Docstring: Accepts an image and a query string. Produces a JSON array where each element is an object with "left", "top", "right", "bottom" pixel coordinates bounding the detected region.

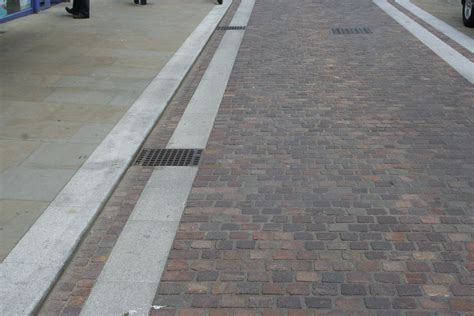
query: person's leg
[
  {"left": 73, "top": 0, "right": 89, "bottom": 18},
  {"left": 81, "top": 0, "right": 89, "bottom": 16}
]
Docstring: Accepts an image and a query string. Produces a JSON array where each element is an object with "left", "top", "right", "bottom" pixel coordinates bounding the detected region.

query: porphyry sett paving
[{"left": 152, "top": 0, "right": 474, "bottom": 314}]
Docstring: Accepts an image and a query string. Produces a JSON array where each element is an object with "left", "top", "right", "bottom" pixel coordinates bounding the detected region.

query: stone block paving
[{"left": 152, "top": 0, "right": 474, "bottom": 314}]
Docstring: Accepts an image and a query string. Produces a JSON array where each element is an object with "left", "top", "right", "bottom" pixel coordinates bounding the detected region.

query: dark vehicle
[{"left": 463, "top": 0, "right": 474, "bottom": 27}]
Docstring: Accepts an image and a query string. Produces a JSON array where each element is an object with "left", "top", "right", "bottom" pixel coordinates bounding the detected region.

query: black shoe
[
  {"left": 73, "top": 13, "right": 89, "bottom": 19},
  {"left": 217, "top": 0, "right": 222, "bottom": 4},
  {"left": 65, "top": 7, "right": 77, "bottom": 15},
  {"left": 140, "top": 0, "right": 146, "bottom": 5},
  {"left": 133, "top": 0, "right": 139, "bottom": 4}
]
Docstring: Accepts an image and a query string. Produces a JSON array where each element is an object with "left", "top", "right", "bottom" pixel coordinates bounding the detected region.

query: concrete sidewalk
[{"left": 0, "top": 0, "right": 215, "bottom": 261}]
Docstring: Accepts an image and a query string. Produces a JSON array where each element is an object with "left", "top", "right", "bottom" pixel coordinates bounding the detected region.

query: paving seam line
[
  {"left": 81, "top": 1, "right": 255, "bottom": 314},
  {"left": 373, "top": 0, "right": 474, "bottom": 84},
  {"left": 0, "top": 2, "right": 232, "bottom": 315},
  {"left": 395, "top": 0, "right": 474, "bottom": 53}
]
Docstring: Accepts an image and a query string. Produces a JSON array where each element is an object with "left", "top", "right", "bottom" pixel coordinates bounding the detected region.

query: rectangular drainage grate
[
  {"left": 217, "top": 25, "right": 246, "bottom": 31},
  {"left": 134, "top": 148, "right": 202, "bottom": 167},
  {"left": 332, "top": 28, "right": 372, "bottom": 35}
]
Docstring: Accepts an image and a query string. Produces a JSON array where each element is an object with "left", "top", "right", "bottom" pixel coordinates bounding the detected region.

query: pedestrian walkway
[{"left": 0, "top": 0, "right": 214, "bottom": 261}]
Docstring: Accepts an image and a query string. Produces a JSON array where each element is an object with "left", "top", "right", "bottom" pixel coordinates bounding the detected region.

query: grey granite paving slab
[
  {"left": 0, "top": 139, "right": 40, "bottom": 171},
  {"left": 54, "top": 75, "right": 149, "bottom": 91},
  {"left": 130, "top": 167, "right": 198, "bottom": 222},
  {"left": 81, "top": 281, "right": 158, "bottom": 316},
  {"left": 0, "top": 119, "right": 83, "bottom": 141},
  {"left": 0, "top": 263, "right": 61, "bottom": 315},
  {"left": 48, "top": 164, "right": 127, "bottom": 209},
  {"left": 4, "top": 206, "right": 96, "bottom": 265},
  {"left": 44, "top": 88, "right": 116, "bottom": 105},
  {"left": 0, "top": 167, "right": 75, "bottom": 201},
  {"left": 21, "top": 142, "right": 96, "bottom": 169},
  {"left": 98, "top": 220, "right": 180, "bottom": 283},
  {"left": 0, "top": 200, "right": 49, "bottom": 262},
  {"left": 68, "top": 123, "right": 115, "bottom": 144}
]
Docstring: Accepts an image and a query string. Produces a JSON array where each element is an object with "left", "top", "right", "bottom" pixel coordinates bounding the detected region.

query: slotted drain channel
[
  {"left": 134, "top": 148, "right": 202, "bottom": 167},
  {"left": 332, "top": 28, "right": 372, "bottom": 34},
  {"left": 217, "top": 25, "right": 246, "bottom": 31}
]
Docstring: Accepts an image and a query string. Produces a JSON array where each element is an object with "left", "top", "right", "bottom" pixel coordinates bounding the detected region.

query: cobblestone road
[{"left": 152, "top": 0, "right": 473, "bottom": 314}]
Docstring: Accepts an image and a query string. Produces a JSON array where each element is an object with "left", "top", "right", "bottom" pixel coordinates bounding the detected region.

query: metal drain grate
[
  {"left": 332, "top": 28, "right": 372, "bottom": 35},
  {"left": 134, "top": 148, "right": 202, "bottom": 167},
  {"left": 217, "top": 25, "right": 246, "bottom": 31}
]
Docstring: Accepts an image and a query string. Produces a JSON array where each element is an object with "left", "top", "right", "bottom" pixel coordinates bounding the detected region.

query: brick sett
[{"left": 153, "top": 0, "right": 473, "bottom": 311}]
